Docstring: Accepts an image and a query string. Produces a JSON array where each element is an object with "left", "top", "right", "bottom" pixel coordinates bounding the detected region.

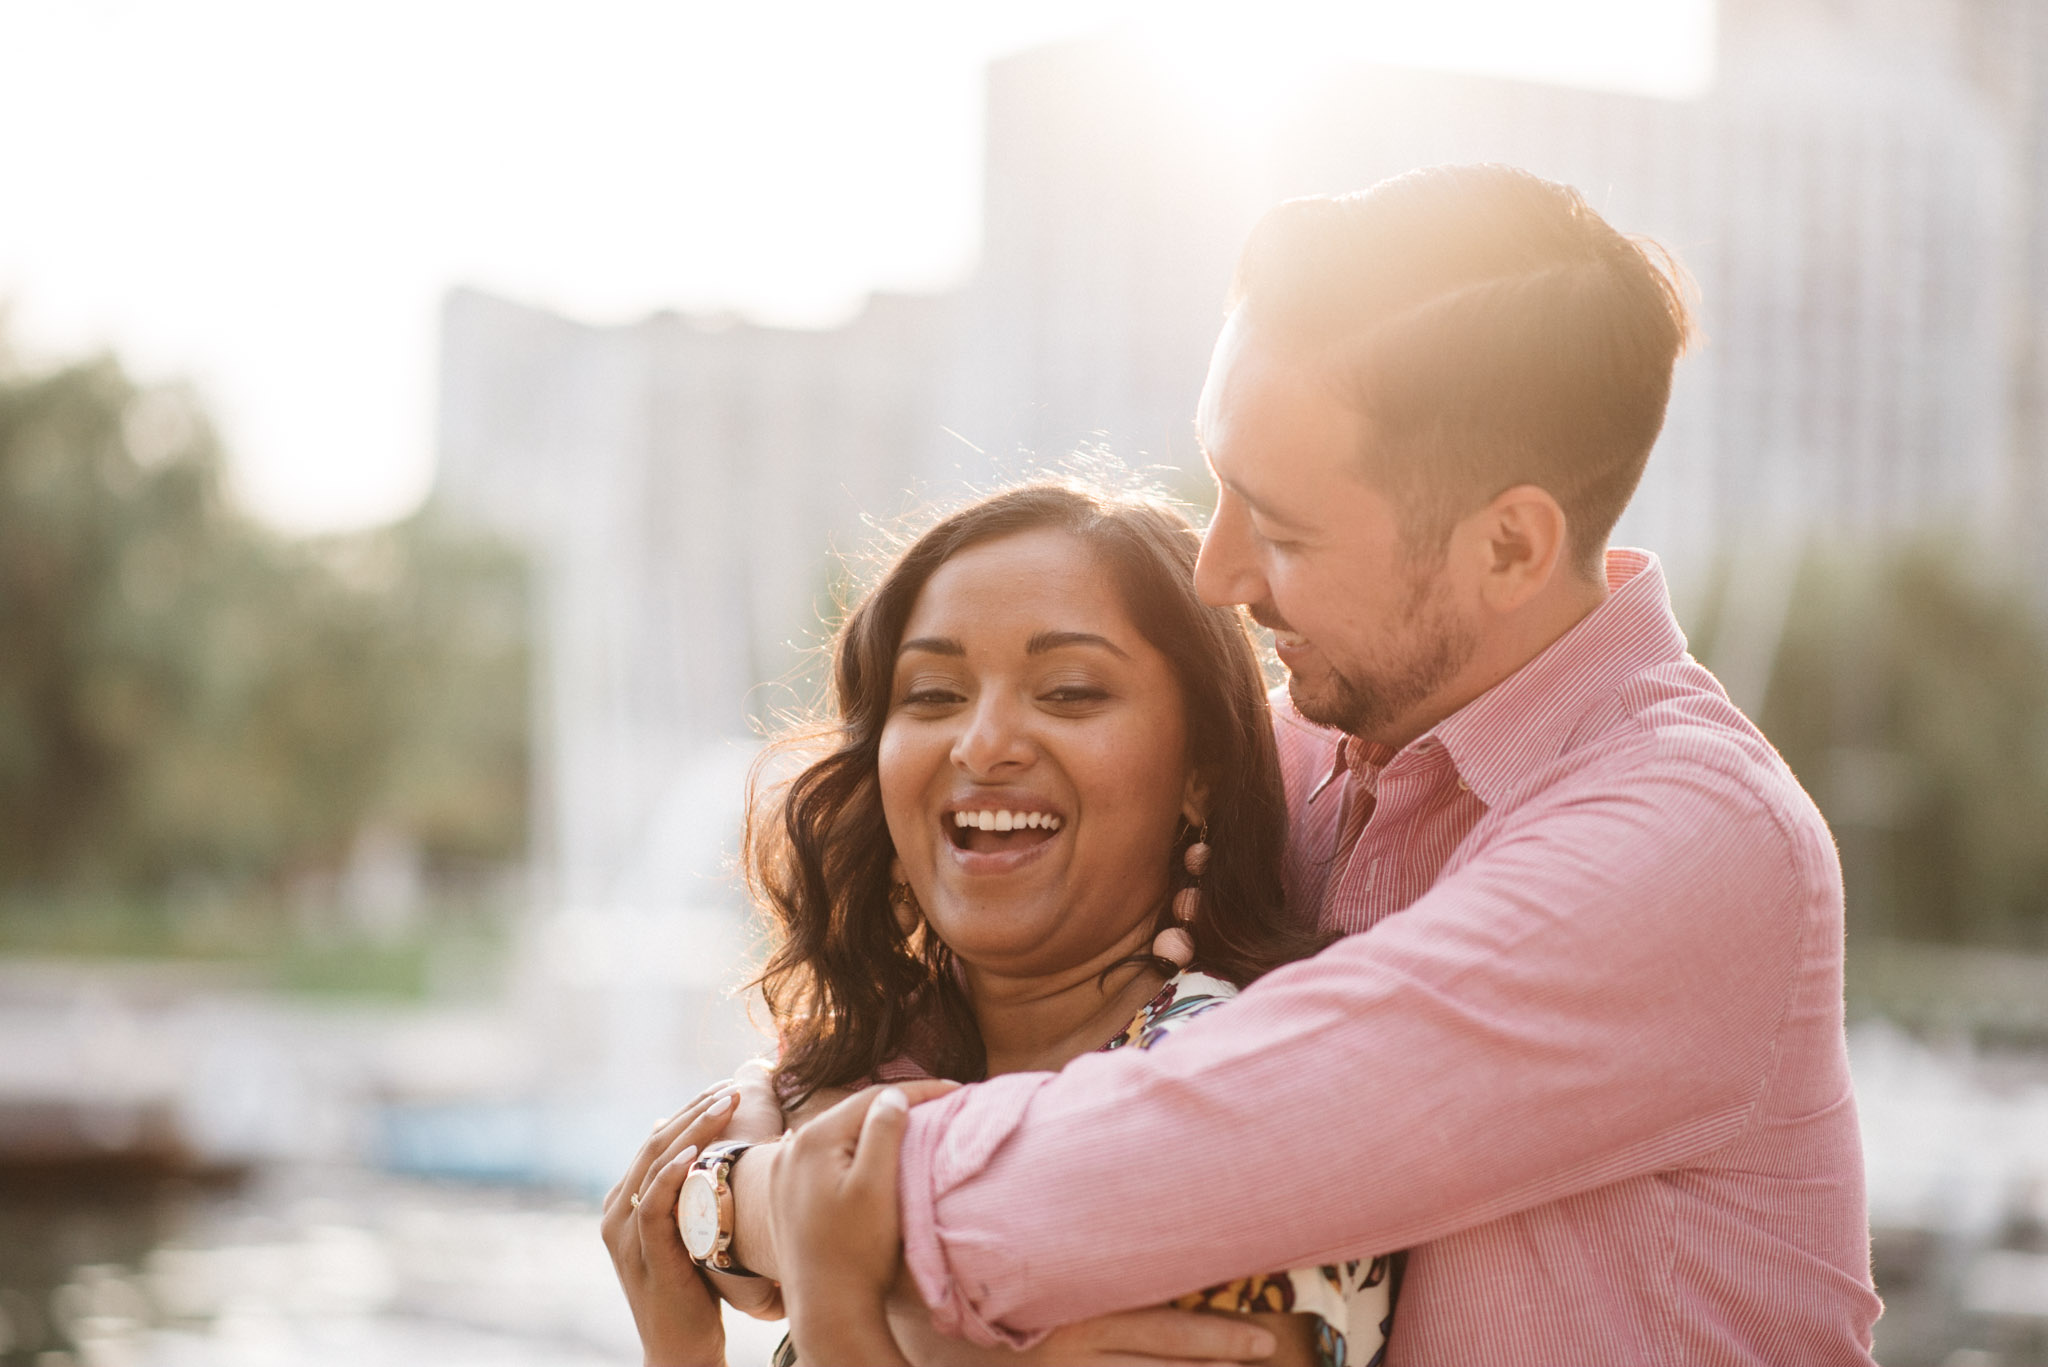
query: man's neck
[{"left": 966, "top": 934, "right": 1166, "bottom": 1076}]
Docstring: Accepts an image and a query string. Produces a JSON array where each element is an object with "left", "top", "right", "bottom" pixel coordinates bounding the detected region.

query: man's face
[{"left": 1193, "top": 312, "right": 1477, "bottom": 745}]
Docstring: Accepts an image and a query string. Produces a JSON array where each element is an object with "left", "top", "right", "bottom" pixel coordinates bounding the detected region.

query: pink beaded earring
[{"left": 1151, "top": 824, "right": 1210, "bottom": 970}]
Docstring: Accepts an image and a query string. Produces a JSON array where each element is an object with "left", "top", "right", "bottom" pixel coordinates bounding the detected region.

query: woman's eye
[
  {"left": 1041, "top": 685, "right": 1109, "bottom": 705},
  {"left": 900, "top": 687, "right": 964, "bottom": 708}
]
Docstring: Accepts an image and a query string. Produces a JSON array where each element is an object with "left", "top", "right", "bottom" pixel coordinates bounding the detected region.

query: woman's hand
[
  {"left": 767, "top": 1083, "right": 946, "bottom": 1366},
  {"left": 601, "top": 1081, "right": 741, "bottom": 1367}
]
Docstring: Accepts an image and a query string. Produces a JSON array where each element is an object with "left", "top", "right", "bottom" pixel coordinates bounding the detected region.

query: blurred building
[
  {"left": 435, "top": 290, "right": 960, "bottom": 1114},
  {"left": 436, "top": 0, "right": 2048, "bottom": 931},
  {"left": 437, "top": 288, "right": 959, "bottom": 916}
]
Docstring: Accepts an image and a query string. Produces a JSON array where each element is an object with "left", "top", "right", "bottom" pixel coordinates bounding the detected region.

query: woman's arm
[{"left": 699, "top": 1060, "right": 792, "bottom": 1320}]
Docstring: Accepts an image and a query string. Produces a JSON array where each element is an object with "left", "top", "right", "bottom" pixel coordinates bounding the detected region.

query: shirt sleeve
[{"left": 895, "top": 752, "right": 1831, "bottom": 1345}]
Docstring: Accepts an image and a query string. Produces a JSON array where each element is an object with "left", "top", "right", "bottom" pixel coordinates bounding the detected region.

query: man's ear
[{"left": 1467, "top": 484, "right": 1569, "bottom": 612}]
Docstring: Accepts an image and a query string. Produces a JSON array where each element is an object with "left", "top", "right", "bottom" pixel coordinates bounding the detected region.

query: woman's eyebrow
[
  {"left": 1026, "top": 630, "right": 1131, "bottom": 660},
  {"left": 898, "top": 636, "right": 965, "bottom": 658}
]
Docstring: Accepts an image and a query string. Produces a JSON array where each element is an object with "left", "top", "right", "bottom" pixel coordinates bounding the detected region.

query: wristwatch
[{"left": 679, "top": 1139, "right": 762, "bottom": 1276}]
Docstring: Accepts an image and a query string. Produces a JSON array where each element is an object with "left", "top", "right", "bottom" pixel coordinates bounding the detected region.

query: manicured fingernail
[
  {"left": 671, "top": 1144, "right": 698, "bottom": 1166},
  {"left": 710, "top": 1092, "right": 737, "bottom": 1112},
  {"left": 877, "top": 1086, "right": 908, "bottom": 1111}
]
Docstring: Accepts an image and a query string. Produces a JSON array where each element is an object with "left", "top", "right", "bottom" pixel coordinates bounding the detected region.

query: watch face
[{"left": 679, "top": 1171, "right": 720, "bottom": 1259}]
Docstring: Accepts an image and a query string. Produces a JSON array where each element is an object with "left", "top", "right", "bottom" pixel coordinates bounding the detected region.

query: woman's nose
[{"left": 951, "top": 692, "right": 1033, "bottom": 776}]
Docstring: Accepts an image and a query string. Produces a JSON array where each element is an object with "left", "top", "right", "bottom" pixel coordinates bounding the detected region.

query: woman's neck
[{"left": 965, "top": 927, "right": 1169, "bottom": 1076}]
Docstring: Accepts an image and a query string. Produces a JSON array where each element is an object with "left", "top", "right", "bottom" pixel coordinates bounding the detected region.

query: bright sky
[{"left": 0, "top": 1, "right": 1714, "bottom": 534}]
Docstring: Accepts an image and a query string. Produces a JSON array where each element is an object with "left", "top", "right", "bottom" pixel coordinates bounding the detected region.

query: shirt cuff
[{"left": 897, "top": 1072, "right": 1056, "bottom": 1349}]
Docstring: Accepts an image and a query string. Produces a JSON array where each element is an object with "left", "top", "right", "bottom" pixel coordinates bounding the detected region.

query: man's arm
[
  {"left": 731, "top": 1093, "right": 1286, "bottom": 1367},
  {"left": 894, "top": 758, "right": 1835, "bottom": 1346}
]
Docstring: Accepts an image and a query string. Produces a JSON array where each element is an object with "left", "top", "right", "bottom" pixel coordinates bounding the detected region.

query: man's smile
[{"left": 1250, "top": 602, "right": 1314, "bottom": 655}]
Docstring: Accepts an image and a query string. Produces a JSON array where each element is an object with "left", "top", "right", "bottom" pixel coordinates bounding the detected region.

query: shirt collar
[
  {"left": 1309, "top": 732, "right": 1397, "bottom": 802},
  {"left": 1424, "top": 548, "right": 1687, "bottom": 808}
]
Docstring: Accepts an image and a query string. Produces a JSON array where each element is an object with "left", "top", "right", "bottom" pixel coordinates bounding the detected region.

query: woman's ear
[
  {"left": 1181, "top": 768, "right": 1214, "bottom": 830},
  {"left": 887, "top": 854, "right": 920, "bottom": 934}
]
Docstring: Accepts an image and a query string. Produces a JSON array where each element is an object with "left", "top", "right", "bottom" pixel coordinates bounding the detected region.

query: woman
[{"left": 602, "top": 480, "right": 1396, "bottom": 1366}]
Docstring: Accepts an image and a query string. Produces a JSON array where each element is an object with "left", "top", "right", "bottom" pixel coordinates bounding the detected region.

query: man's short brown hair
[{"left": 1229, "top": 165, "right": 1693, "bottom": 575}]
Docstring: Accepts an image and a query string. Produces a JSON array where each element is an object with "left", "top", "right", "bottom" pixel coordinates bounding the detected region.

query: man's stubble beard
[{"left": 1287, "top": 567, "right": 1478, "bottom": 741}]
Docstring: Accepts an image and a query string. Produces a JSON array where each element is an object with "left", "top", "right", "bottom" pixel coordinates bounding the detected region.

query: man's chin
[{"left": 1285, "top": 670, "right": 1358, "bottom": 733}]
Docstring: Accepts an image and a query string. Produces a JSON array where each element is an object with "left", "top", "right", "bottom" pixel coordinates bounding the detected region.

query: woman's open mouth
[{"left": 945, "top": 807, "right": 1063, "bottom": 856}]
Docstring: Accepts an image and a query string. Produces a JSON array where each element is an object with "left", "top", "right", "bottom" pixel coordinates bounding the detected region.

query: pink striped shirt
[{"left": 896, "top": 549, "right": 1881, "bottom": 1365}]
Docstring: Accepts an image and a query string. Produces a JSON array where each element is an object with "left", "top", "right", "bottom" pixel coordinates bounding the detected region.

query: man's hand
[
  {"left": 890, "top": 1302, "right": 1283, "bottom": 1366},
  {"left": 726, "top": 1057, "right": 787, "bottom": 1144}
]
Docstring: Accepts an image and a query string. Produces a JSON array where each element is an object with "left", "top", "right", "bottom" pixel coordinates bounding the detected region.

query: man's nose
[
  {"left": 951, "top": 691, "right": 1033, "bottom": 776},
  {"left": 1195, "top": 497, "right": 1264, "bottom": 608}
]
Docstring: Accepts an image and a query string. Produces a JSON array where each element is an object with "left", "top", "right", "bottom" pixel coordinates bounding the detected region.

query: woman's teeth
[{"left": 952, "top": 810, "right": 1061, "bottom": 832}]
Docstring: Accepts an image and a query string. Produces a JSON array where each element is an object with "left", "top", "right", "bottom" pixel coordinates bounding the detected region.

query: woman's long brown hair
[{"left": 744, "top": 479, "right": 1317, "bottom": 1104}]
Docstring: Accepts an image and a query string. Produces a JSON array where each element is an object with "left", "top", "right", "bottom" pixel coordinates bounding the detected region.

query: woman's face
[{"left": 878, "top": 527, "right": 1199, "bottom": 980}]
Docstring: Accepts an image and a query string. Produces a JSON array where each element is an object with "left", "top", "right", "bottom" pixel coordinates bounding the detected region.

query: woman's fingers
[
  {"left": 769, "top": 1082, "right": 938, "bottom": 1354},
  {"left": 635, "top": 1092, "right": 739, "bottom": 1205},
  {"left": 635, "top": 1140, "right": 701, "bottom": 1260},
  {"left": 793, "top": 1078, "right": 960, "bottom": 1162},
  {"left": 889, "top": 1077, "right": 963, "bottom": 1107},
  {"left": 646, "top": 1078, "right": 740, "bottom": 1148},
  {"left": 848, "top": 1086, "right": 909, "bottom": 1193},
  {"left": 637, "top": 1084, "right": 735, "bottom": 1166},
  {"left": 607, "top": 1080, "right": 738, "bottom": 1221}
]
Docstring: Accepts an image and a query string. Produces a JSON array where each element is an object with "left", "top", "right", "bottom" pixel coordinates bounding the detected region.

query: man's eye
[{"left": 1250, "top": 521, "right": 1298, "bottom": 551}]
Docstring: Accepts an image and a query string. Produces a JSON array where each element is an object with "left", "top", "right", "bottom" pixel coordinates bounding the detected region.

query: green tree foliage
[
  {"left": 0, "top": 343, "right": 528, "bottom": 931},
  {"left": 1714, "top": 541, "right": 2048, "bottom": 949}
]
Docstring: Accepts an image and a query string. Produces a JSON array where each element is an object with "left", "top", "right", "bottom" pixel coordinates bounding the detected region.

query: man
[{"left": 728, "top": 165, "right": 1882, "bottom": 1364}]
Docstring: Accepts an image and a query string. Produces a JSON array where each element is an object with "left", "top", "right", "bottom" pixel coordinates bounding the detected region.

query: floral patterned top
[{"left": 1104, "top": 971, "right": 1395, "bottom": 1367}]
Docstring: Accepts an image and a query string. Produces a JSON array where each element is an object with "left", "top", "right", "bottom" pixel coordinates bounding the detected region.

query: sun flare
[{"left": 1131, "top": 0, "right": 1713, "bottom": 138}]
